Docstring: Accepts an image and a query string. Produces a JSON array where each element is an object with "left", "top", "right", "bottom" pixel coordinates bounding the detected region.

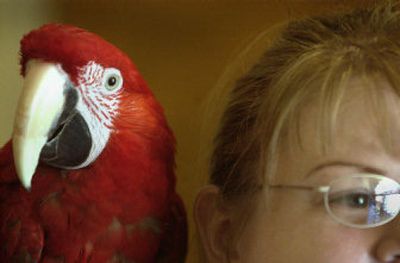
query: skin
[{"left": 196, "top": 77, "right": 400, "bottom": 262}]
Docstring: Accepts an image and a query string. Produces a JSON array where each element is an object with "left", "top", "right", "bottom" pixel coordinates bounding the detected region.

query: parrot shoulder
[
  {"left": 0, "top": 141, "right": 44, "bottom": 261},
  {"left": 0, "top": 218, "right": 44, "bottom": 262},
  {"left": 156, "top": 193, "right": 188, "bottom": 263}
]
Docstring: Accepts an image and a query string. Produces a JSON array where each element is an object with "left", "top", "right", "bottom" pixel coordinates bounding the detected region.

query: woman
[{"left": 195, "top": 1, "right": 400, "bottom": 262}]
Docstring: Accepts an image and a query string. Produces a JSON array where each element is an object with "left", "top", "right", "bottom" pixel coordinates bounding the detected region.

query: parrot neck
[
  {"left": 91, "top": 127, "right": 176, "bottom": 186},
  {"left": 76, "top": 94, "right": 177, "bottom": 194}
]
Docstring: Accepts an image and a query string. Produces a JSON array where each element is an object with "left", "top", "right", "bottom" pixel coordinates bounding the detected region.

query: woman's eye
[
  {"left": 345, "top": 193, "right": 370, "bottom": 208},
  {"left": 330, "top": 191, "right": 371, "bottom": 209}
]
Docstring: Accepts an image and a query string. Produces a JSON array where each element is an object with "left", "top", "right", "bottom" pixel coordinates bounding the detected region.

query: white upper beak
[{"left": 12, "top": 60, "right": 67, "bottom": 189}]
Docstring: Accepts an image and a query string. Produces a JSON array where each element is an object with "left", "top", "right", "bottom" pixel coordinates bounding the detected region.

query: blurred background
[{"left": 0, "top": 0, "right": 375, "bottom": 262}]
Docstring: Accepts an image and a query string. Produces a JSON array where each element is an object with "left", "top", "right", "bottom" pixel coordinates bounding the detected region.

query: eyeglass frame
[{"left": 267, "top": 173, "right": 400, "bottom": 229}]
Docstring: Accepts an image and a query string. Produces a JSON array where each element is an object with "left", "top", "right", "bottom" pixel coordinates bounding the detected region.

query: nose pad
[{"left": 375, "top": 238, "right": 400, "bottom": 262}]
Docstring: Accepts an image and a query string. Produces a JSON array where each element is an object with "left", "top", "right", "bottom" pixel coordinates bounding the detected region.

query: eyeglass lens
[{"left": 326, "top": 175, "right": 400, "bottom": 227}]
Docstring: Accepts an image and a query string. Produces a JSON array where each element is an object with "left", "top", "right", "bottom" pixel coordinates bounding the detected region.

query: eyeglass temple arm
[
  {"left": 269, "top": 184, "right": 330, "bottom": 193},
  {"left": 270, "top": 185, "right": 400, "bottom": 196}
]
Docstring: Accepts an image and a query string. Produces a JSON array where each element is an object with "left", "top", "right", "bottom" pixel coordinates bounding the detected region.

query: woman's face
[
  {"left": 196, "top": 78, "right": 400, "bottom": 262},
  {"left": 233, "top": 79, "right": 400, "bottom": 263}
]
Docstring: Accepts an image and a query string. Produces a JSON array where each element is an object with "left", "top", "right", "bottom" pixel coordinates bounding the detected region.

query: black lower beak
[{"left": 39, "top": 88, "right": 92, "bottom": 168}]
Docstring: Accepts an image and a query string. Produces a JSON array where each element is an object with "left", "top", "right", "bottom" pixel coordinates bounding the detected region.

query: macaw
[{"left": 0, "top": 24, "right": 187, "bottom": 263}]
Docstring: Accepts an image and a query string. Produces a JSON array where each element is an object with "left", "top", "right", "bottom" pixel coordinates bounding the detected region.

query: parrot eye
[
  {"left": 108, "top": 76, "right": 117, "bottom": 87},
  {"left": 104, "top": 68, "right": 123, "bottom": 92}
]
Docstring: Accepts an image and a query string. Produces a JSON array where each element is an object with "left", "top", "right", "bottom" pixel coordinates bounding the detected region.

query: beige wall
[
  {"left": 0, "top": 1, "right": 60, "bottom": 144},
  {"left": 0, "top": 1, "right": 374, "bottom": 262}
]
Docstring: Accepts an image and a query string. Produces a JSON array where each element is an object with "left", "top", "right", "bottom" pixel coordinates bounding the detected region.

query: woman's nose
[{"left": 375, "top": 238, "right": 400, "bottom": 262}]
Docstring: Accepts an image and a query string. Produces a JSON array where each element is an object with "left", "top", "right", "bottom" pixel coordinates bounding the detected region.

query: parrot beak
[{"left": 12, "top": 60, "right": 67, "bottom": 189}]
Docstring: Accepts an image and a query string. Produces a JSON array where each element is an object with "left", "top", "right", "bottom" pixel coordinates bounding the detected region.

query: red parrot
[{"left": 0, "top": 24, "right": 187, "bottom": 263}]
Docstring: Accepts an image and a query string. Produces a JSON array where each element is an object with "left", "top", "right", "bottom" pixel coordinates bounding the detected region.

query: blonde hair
[{"left": 210, "top": 0, "right": 400, "bottom": 208}]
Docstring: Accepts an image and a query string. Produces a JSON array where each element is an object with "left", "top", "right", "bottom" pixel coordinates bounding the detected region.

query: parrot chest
[{"left": 1, "top": 164, "right": 170, "bottom": 263}]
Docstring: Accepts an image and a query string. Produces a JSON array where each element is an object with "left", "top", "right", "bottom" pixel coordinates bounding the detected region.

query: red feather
[{"left": 0, "top": 24, "right": 187, "bottom": 263}]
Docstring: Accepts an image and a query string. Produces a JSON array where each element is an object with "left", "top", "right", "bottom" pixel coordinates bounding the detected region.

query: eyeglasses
[{"left": 269, "top": 174, "right": 400, "bottom": 229}]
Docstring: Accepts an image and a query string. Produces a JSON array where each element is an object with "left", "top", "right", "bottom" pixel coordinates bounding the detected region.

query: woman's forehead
[
  {"left": 305, "top": 77, "right": 400, "bottom": 145},
  {"left": 276, "top": 77, "right": 400, "bottom": 183}
]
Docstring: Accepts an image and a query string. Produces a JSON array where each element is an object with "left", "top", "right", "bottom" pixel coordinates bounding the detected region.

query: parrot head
[{"left": 13, "top": 24, "right": 171, "bottom": 189}]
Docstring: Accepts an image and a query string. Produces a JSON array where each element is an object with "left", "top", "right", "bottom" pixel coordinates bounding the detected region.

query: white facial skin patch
[{"left": 70, "top": 61, "right": 123, "bottom": 169}]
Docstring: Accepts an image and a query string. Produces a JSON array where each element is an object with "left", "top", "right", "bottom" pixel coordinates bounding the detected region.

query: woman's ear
[{"left": 194, "top": 184, "right": 238, "bottom": 263}]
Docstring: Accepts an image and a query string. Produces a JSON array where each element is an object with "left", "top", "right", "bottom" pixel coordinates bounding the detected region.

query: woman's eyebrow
[{"left": 305, "top": 161, "right": 386, "bottom": 178}]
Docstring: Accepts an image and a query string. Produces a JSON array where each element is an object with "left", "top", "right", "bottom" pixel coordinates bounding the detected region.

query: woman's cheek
[
  {"left": 307, "top": 220, "right": 362, "bottom": 260},
  {"left": 235, "top": 196, "right": 372, "bottom": 263}
]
